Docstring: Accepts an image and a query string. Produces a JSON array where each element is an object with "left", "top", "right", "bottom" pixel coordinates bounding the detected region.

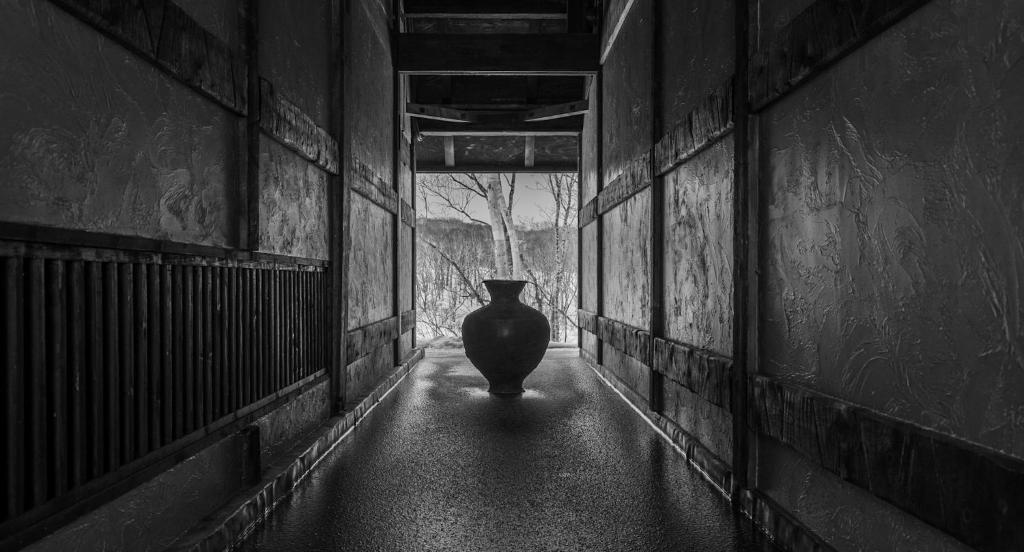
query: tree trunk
[{"left": 483, "top": 173, "right": 522, "bottom": 279}]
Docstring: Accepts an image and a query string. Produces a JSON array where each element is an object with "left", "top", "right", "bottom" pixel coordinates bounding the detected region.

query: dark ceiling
[{"left": 399, "top": 0, "right": 599, "bottom": 173}]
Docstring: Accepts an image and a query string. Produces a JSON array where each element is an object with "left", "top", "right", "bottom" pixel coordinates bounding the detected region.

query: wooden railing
[{"left": 0, "top": 236, "right": 328, "bottom": 537}]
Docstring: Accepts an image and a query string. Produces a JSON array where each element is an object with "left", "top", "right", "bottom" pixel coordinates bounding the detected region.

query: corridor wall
[
  {"left": 579, "top": 1, "right": 1024, "bottom": 551},
  {"left": 0, "top": 0, "right": 415, "bottom": 549}
]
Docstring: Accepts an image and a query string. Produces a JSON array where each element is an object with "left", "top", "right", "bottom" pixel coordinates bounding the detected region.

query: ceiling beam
[
  {"left": 417, "top": 163, "right": 577, "bottom": 174},
  {"left": 406, "top": 103, "right": 476, "bottom": 123},
  {"left": 404, "top": 0, "right": 567, "bottom": 17},
  {"left": 396, "top": 34, "right": 600, "bottom": 75},
  {"left": 416, "top": 116, "right": 582, "bottom": 136},
  {"left": 522, "top": 100, "right": 589, "bottom": 121}
]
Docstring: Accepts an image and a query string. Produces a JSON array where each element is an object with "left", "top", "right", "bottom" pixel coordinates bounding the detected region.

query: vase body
[{"left": 462, "top": 280, "right": 550, "bottom": 395}]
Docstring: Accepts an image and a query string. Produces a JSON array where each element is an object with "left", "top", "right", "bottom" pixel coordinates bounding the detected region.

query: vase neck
[{"left": 483, "top": 279, "right": 526, "bottom": 304}]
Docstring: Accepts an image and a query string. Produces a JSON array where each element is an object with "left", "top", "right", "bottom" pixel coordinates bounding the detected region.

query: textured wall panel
[
  {"left": 259, "top": 0, "right": 332, "bottom": 128},
  {"left": 347, "top": 0, "right": 394, "bottom": 193},
  {"left": 761, "top": 0, "right": 1024, "bottom": 459},
  {"left": 258, "top": 140, "right": 329, "bottom": 260},
  {"left": 661, "top": 380, "right": 732, "bottom": 464},
  {"left": 663, "top": 138, "right": 734, "bottom": 355},
  {"left": 0, "top": 0, "right": 237, "bottom": 247},
  {"left": 400, "top": 225, "right": 413, "bottom": 312},
  {"left": 346, "top": 343, "right": 394, "bottom": 402},
  {"left": 757, "top": 437, "right": 973, "bottom": 552},
  {"left": 581, "top": 223, "right": 598, "bottom": 312},
  {"left": 602, "top": 191, "right": 650, "bottom": 329},
  {"left": 601, "top": 0, "right": 652, "bottom": 184},
  {"left": 347, "top": 194, "right": 393, "bottom": 330},
  {"left": 658, "top": 0, "right": 733, "bottom": 133},
  {"left": 602, "top": 343, "right": 649, "bottom": 402}
]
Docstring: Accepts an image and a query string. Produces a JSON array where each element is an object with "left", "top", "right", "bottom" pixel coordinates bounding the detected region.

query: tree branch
[{"left": 423, "top": 239, "right": 487, "bottom": 307}]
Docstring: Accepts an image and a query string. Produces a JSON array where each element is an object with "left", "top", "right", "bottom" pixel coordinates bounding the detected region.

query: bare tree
[{"left": 419, "top": 173, "right": 522, "bottom": 278}]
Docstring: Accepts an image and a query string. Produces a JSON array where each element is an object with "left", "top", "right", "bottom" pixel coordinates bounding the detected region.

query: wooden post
[
  {"left": 392, "top": 0, "right": 403, "bottom": 366},
  {"left": 244, "top": 0, "right": 261, "bottom": 252},
  {"left": 331, "top": 0, "right": 350, "bottom": 413},
  {"left": 731, "top": 0, "right": 752, "bottom": 499},
  {"left": 647, "top": 0, "right": 665, "bottom": 413}
]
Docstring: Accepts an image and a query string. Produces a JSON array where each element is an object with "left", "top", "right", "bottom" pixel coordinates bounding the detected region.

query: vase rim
[{"left": 482, "top": 279, "right": 529, "bottom": 284}]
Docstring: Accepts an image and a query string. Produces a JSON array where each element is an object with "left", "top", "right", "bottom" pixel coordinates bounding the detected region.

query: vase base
[{"left": 487, "top": 383, "right": 525, "bottom": 396}]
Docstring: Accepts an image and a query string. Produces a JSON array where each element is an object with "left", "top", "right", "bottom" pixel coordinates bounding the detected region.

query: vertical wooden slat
[
  {"left": 257, "top": 268, "right": 266, "bottom": 399},
  {"left": 161, "top": 265, "right": 174, "bottom": 444},
  {"left": 203, "top": 266, "right": 214, "bottom": 425},
  {"left": 229, "top": 267, "right": 239, "bottom": 410},
  {"left": 103, "top": 263, "right": 120, "bottom": 471},
  {"left": 4, "top": 257, "right": 25, "bottom": 515},
  {"left": 118, "top": 263, "right": 135, "bottom": 465},
  {"left": 148, "top": 263, "right": 162, "bottom": 450},
  {"left": 193, "top": 266, "right": 205, "bottom": 430},
  {"left": 212, "top": 266, "right": 223, "bottom": 419},
  {"left": 287, "top": 270, "right": 294, "bottom": 384},
  {"left": 223, "top": 266, "right": 231, "bottom": 411},
  {"left": 270, "top": 270, "right": 279, "bottom": 393},
  {"left": 67, "top": 261, "right": 86, "bottom": 490},
  {"left": 26, "top": 258, "right": 48, "bottom": 505},
  {"left": 296, "top": 271, "right": 303, "bottom": 379},
  {"left": 183, "top": 266, "right": 195, "bottom": 433},
  {"left": 134, "top": 264, "right": 149, "bottom": 457},
  {"left": 85, "top": 262, "right": 104, "bottom": 478},
  {"left": 47, "top": 260, "right": 68, "bottom": 497},
  {"left": 193, "top": 265, "right": 204, "bottom": 428},
  {"left": 172, "top": 265, "right": 184, "bottom": 439},
  {"left": 244, "top": 266, "right": 252, "bottom": 405},
  {"left": 235, "top": 266, "right": 243, "bottom": 406},
  {"left": 244, "top": 267, "right": 254, "bottom": 404}
]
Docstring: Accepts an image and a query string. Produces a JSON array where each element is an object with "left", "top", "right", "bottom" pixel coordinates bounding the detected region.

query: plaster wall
[
  {"left": 758, "top": 0, "right": 1024, "bottom": 548},
  {"left": 257, "top": 139, "right": 329, "bottom": 260},
  {"left": 0, "top": 0, "right": 238, "bottom": 247}
]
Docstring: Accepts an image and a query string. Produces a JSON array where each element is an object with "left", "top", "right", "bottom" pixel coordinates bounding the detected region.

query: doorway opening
[{"left": 415, "top": 172, "right": 579, "bottom": 349}]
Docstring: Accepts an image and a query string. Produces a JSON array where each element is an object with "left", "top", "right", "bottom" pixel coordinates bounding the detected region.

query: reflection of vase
[{"left": 462, "top": 280, "right": 550, "bottom": 395}]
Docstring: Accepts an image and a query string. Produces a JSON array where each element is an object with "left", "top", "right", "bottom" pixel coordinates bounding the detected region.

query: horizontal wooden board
[
  {"left": 260, "top": 79, "right": 340, "bottom": 174},
  {"left": 596, "top": 151, "right": 652, "bottom": 215},
  {"left": 397, "top": 33, "right": 599, "bottom": 75},
  {"left": 577, "top": 312, "right": 651, "bottom": 366},
  {"left": 749, "top": 375, "right": 1024, "bottom": 552},
  {"left": 0, "top": 224, "right": 327, "bottom": 268},
  {"left": 351, "top": 159, "right": 399, "bottom": 214},
  {"left": 653, "top": 338, "right": 731, "bottom": 410},
  {"left": 345, "top": 316, "right": 400, "bottom": 363},
  {"left": 749, "top": 0, "right": 931, "bottom": 109},
  {"left": 653, "top": 78, "right": 734, "bottom": 176},
  {"left": 49, "top": 0, "right": 246, "bottom": 114}
]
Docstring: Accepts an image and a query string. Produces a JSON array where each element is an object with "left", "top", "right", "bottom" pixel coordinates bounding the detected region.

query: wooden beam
[
  {"left": 417, "top": 116, "right": 582, "bottom": 136},
  {"left": 404, "top": 0, "right": 567, "bottom": 17},
  {"left": 417, "top": 163, "right": 576, "bottom": 174},
  {"left": 524, "top": 136, "right": 536, "bottom": 168},
  {"left": 405, "top": 103, "right": 476, "bottom": 123},
  {"left": 397, "top": 33, "right": 599, "bottom": 75},
  {"left": 522, "top": 100, "right": 589, "bottom": 122},
  {"left": 443, "top": 136, "right": 455, "bottom": 167}
]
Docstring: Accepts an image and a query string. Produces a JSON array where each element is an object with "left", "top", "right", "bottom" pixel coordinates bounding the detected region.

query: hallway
[{"left": 240, "top": 350, "right": 771, "bottom": 552}]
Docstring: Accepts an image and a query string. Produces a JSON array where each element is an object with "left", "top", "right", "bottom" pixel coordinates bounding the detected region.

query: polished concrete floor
[{"left": 239, "top": 349, "right": 775, "bottom": 552}]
